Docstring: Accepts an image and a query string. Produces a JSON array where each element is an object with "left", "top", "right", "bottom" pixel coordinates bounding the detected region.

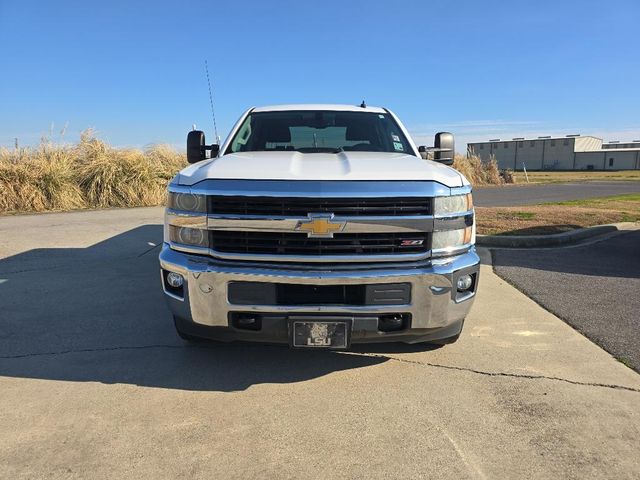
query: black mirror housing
[
  {"left": 433, "top": 132, "right": 455, "bottom": 165},
  {"left": 187, "top": 130, "right": 206, "bottom": 164},
  {"left": 187, "top": 131, "right": 219, "bottom": 164}
]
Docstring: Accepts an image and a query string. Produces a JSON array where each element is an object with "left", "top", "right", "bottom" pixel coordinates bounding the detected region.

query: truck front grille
[
  {"left": 209, "top": 231, "right": 430, "bottom": 256},
  {"left": 208, "top": 196, "right": 432, "bottom": 216}
]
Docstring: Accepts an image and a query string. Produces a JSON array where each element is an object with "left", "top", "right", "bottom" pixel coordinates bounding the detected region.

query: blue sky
[{"left": 1, "top": 0, "right": 639, "bottom": 151}]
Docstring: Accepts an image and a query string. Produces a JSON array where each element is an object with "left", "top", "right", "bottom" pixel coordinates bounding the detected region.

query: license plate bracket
[{"left": 289, "top": 317, "right": 352, "bottom": 349}]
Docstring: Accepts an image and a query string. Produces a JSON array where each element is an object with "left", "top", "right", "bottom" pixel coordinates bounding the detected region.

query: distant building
[{"left": 467, "top": 135, "right": 640, "bottom": 170}]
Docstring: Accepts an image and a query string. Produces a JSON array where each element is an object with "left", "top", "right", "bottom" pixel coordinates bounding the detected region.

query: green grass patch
[
  {"left": 616, "top": 357, "right": 634, "bottom": 370},
  {"left": 497, "top": 211, "right": 537, "bottom": 220},
  {"left": 548, "top": 193, "right": 640, "bottom": 207}
]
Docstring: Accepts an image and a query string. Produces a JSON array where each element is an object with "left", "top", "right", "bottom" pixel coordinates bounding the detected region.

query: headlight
[
  {"left": 432, "top": 227, "right": 473, "bottom": 250},
  {"left": 434, "top": 193, "right": 473, "bottom": 216},
  {"left": 169, "top": 226, "right": 208, "bottom": 248},
  {"left": 167, "top": 192, "right": 207, "bottom": 213}
]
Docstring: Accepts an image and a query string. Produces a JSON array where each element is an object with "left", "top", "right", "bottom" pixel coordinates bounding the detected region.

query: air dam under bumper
[{"left": 159, "top": 244, "right": 479, "bottom": 345}]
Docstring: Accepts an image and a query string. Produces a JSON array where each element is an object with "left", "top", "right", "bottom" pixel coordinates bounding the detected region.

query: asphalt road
[
  {"left": 473, "top": 181, "right": 640, "bottom": 207},
  {"left": 1, "top": 208, "right": 640, "bottom": 479},
  {"left": 493, "top": 231, "right": 640, "bottom": 371}
]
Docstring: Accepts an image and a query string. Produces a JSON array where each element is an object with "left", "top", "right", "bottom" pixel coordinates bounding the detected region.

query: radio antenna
[{"left": 204, "top": 60, "right": 219, "bottom": 143}]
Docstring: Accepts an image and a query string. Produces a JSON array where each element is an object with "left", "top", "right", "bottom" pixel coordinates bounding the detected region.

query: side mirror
[
  {"left": 417, "top": 133, "right": 455, "bottom": 165},
  {"left": 433, "top": 132, "right": 455, "bottom": 165},
  {"left": 187, "top": 130, "right": 219, "bottom": 164}
]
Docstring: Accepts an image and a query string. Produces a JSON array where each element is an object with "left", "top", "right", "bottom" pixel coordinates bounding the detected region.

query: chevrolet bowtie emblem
[{"left": 296, "top": 214, "right": 346, "bottom": 238}]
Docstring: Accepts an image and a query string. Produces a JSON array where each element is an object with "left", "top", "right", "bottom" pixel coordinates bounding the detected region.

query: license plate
[{"left": 291, "top": 321, "right": 349, "bottom": 349}]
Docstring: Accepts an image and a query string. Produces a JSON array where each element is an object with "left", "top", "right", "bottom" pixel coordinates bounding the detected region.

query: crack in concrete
[
  {"left": 0, "top": 344, "right": 185, "bottom": 359},
  {"left": 2, "top": 343, "right": 639, "bottom": 394},
  {"left": 342, "top": 352, "right": 640, "bottom": 393}
]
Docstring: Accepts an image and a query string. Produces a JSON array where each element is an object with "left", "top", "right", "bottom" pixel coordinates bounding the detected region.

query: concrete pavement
[
  {"left": 473, "top": 181, "right": 640, "bottom": 206},
  {"left": 1, "top": 207, "right": 639, "bottom": 479}
]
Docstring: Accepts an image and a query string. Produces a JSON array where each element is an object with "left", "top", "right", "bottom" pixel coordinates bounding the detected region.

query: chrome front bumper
[{"left": 159, "top": 244, "right": 480, "bottom": 344}]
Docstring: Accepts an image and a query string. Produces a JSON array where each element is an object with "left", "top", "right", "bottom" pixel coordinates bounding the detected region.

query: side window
[
  {"left": 230, "top": 117, "right": 252, "bottom": 152},
  {"left": 479, "top": 144, "right": 484, "bottom": 150},
  {"left": 609, "top": 158, "right": 614, "bottom": 167}
]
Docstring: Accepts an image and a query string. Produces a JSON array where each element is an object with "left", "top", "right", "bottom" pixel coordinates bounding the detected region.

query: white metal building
[{"left": 467, "top": 135, "right": 640, "bottom": 170}]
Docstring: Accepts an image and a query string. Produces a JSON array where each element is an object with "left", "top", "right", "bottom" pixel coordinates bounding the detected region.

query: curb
[{"left": 477, "top": 223, "right": 638, "bottom": 248}]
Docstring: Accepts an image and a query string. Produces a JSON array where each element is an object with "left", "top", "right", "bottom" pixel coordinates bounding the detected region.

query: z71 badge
[{"left": 400, "top": 239, "right": 424, "bottom": 246}]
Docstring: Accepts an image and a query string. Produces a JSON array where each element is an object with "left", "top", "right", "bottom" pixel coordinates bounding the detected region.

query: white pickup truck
[{"left": 159, "top": 104, "right": 479, "bottom": 349}]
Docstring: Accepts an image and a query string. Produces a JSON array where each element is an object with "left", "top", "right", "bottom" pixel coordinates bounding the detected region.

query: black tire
[{"left": 173, "top": 315, "right": 205, "bottom": 343}]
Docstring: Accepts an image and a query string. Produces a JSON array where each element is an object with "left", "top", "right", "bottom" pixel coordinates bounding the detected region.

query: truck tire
[{"left": 173, "top": 315, "right": 205, "bottom": 343}]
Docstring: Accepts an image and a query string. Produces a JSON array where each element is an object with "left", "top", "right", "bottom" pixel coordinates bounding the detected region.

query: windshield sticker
[
  {"left": 393, "top": 142, "right": 404, "bottom": 151},
  {"left": 392, "top": 134, "right": 400, "bottom": 142}
]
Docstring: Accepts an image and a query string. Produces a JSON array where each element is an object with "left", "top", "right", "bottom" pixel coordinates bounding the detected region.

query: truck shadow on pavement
[{"left": 0, "top": 225, "right": 434, "bottom": 392}]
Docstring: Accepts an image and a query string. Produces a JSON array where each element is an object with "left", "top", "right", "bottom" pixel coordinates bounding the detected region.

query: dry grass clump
[
  {"left": 452, "top": 154, "right": 512, "bottom": 186},
  {"left": 0, "top": 130, "right": 186, "bottom": 214}
]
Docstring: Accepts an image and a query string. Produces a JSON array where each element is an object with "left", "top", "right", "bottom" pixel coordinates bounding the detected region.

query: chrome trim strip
[
  {"left": 431, "top": 243, "right": 473, "bottom": 258},
  {"left": 433, "top": 212, "right": 474, "bottom": 231},
  {"left": 168, "top": 241, "right": 432, "bottom": 263},
  {"left": 450, "top": 185, "right": 473, "bottom": 195},
  {"left": 206, "top": 215, "right": 434, "bottom": 234},
  {"left": 168, "top": 180, "right": 453, "bottom": 197},
  {"left": 165, "top": 210, "right": 208, "bottom": 228},
  {"left": 433, "top": 209, "right": 474, "bottom": 220},
  {"left": 167, "top": 210, "right": 474, "bottom": 234}
]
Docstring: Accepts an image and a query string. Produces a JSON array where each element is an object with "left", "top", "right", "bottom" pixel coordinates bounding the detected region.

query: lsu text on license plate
[{"left": 292, "top": 321, "right": 349, "bottom": 349}]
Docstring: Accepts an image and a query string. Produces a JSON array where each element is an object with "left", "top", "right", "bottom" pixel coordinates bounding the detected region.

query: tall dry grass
[
  {"left": 0, "top": 130, "right": 186, "bottom": 214},
  {"left": 453, "top": 154, "right": 514, "bottom": 186}
]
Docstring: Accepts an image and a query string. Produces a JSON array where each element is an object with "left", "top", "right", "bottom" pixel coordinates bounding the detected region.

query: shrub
[
  {"left": 0, "top": 131, "right": 186, "bottom": 214},
  {"left": 452, "top": 154, "right": 511, "bottom": 186}
]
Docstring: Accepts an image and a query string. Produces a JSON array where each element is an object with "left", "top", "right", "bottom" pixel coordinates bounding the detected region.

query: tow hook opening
[
  {"left": 378, "top": 314, "right": 408, "bottom": 332},
  {"left": 231, "top": 313, "right": 262, "bottom": 331}
]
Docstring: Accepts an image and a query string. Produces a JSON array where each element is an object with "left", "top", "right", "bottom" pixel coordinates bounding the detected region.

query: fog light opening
[
  {"left": 456, "top": 274, "right": 473, "bottom": 292},
  {"left": 167, "top": 272, "right": 184, "bottom": 288}
]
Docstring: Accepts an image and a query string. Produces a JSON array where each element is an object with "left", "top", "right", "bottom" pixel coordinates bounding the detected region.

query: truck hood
[{"left": 177, "top": 151, "right": 467, "bottom": 187}]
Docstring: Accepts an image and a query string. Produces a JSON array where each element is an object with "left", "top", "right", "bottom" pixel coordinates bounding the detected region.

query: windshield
[{"left": 226, "top": 110, "right": 415, "bottom": 155}]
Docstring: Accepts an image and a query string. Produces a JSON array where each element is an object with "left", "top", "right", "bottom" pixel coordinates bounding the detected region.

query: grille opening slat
[
  {"left": 209, "top": 231, "right": 429, "bottom": 256},
  {"left": 209, "top": 196, "right": 432, "bottom": 217}
]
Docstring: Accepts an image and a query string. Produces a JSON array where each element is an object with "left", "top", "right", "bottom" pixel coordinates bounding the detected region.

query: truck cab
[{"left": 160, "top": 104, "right": 479, "bottom": 349}]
